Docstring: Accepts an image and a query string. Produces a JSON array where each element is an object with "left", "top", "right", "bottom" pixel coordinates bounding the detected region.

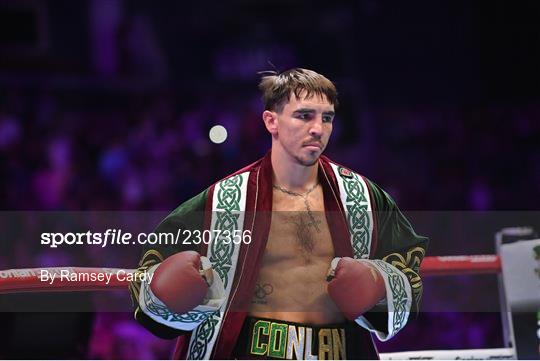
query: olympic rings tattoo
[{"left": 254, "top": 283, "right": 273, "bottom": 299}]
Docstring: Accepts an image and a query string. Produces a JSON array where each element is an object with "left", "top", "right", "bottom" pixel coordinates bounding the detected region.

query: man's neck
[{"left": 270, "top": 149, "right": 319, "bottom": 191}]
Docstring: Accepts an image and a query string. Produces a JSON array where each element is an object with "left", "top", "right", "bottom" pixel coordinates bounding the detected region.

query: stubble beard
[
  {"left": 294, "top": 154, "right": 319, "bottom": 167},
  {"left": 279, "top": 138, "right": 325, "bottom": 167},
  {"left": 292, "top": 147, "right": 324, "bottom": 167}
]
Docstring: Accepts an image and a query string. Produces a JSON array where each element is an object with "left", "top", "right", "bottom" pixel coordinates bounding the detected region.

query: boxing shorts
[{"left": 232, "top": 316, "right": 378, "bottom": 360}]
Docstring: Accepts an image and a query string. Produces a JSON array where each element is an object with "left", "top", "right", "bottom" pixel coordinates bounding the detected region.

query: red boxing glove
[
  {"left": 150, "top": 251, "right": 211, "bottom": 314},
  {"left": 327, "top": 257, "right": 386, "bottom": 320}
]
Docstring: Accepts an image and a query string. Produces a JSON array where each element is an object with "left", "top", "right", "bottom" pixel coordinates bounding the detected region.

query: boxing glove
[
  {"left": 327, "top": 257, "right": 386, "bottom": 320},
  {"left": 150, "top": 251, "right": 213, "bottom": 314}
]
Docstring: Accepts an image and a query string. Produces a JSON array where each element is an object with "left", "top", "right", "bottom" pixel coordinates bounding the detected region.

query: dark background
[{"left": 0, "top": 0, "right": 539, "bottom": 358}]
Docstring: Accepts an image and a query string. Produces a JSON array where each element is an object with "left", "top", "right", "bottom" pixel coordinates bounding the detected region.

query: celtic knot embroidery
[
  {"left": 128, "top": 267, "right": 147, "bottom": 302},
  {"left": 189, "top": 313, "right": 220, "bottom": 359},
  {"left": 209, "top": 174, "right": 243, "bottom": 289},
  {"left": 139, "top": 249, "right": 164, "bottom": 268},
  {"left": 371, "top": 259, "right": 408, "bottom": 336},
  {"left": 191, "top": 174, "right": 244, "bottom": 359},
  {"left": 383, "top": 247, "right": 425, "bottom": 311},
  {"left": 142, "top": 281, "right": 214, "bottom": 323},
  {"left": 131, "top": 250, "right": 164, "bottom": 305},
  {"left": 338, "top": 167, "right": 371, "bottom": 258}
]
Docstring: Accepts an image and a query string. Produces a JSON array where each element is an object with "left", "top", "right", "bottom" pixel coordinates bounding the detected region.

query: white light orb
[{"left": 209, "top": 125, "right": 228, "bottom": 144}]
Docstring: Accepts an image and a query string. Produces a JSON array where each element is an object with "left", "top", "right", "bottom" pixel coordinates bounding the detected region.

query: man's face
[{"left": 273, "top": 92, "right": 335, "bottom": 166}]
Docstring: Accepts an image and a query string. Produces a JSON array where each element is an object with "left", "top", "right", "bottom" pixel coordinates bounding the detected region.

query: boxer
[{"left": 130, "top": 68, "right": 428, "bottom": 359}]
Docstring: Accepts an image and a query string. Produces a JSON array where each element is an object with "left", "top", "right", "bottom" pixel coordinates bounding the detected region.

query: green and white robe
[{"left": 129, "top": 152, "right": 428, "bottom": 359}]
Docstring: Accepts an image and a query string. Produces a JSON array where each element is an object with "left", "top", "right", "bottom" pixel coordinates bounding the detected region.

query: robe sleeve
[
  {"left": 354, "top": 179, "right": 429, "bottom": 341},
  {"left": 128, "top": 189, "right": 225, "bottom": 339}
]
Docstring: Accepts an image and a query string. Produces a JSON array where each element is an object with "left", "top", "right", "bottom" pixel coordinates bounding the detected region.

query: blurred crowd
[{"left": 1, "top": 88, "right": 538, "bottom": 213}]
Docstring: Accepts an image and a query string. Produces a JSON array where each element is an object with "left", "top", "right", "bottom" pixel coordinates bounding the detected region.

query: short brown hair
[{"left": 258, "top": 68, "right": 338, "bottom": 112}]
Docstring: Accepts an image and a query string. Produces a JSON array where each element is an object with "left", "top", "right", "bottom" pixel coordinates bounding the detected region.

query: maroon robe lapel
[{"left": 319, "top": 155, "right": 355, "bottom": 258}]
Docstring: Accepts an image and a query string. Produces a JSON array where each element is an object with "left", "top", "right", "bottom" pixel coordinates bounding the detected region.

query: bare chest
[
  {"left": 265, "top": 187, "right": 334, "bottom": 264},
  {"left": 248, "top": 187, "right": 343, "bottom": 323}
]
